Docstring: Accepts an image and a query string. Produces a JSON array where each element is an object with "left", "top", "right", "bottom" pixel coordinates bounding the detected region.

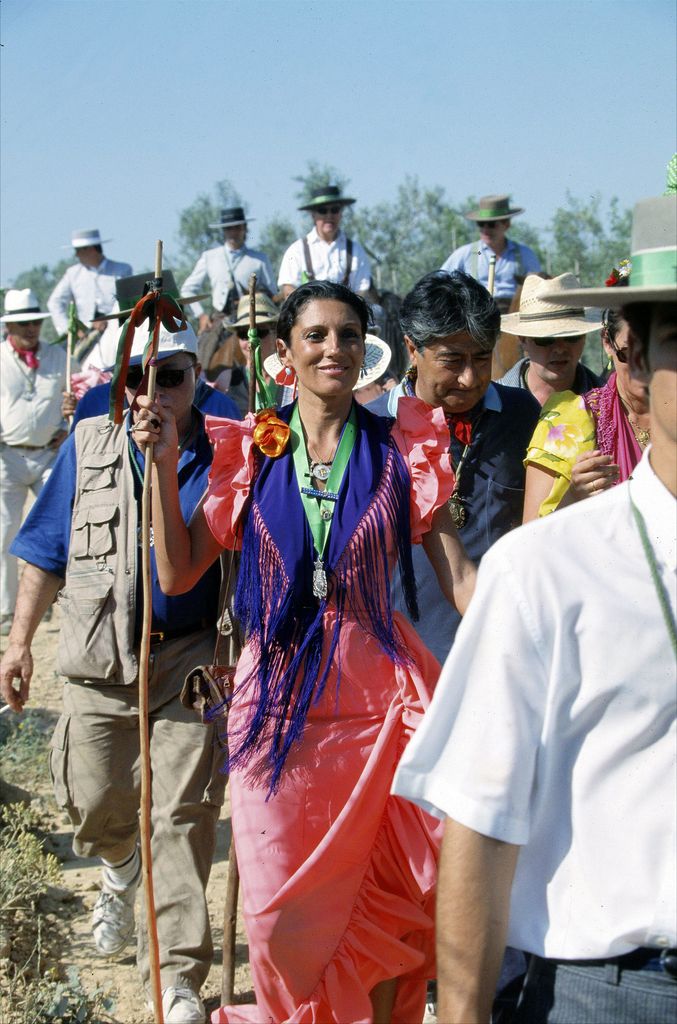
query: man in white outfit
[
  {"left": 47, "top": 228, "right": 133, "bottom": 336},
  {"left": 277, "top": 185, "right": 373, "bottom": 299},
  {"left": 181, "top": 206, "right": 276, "bottom": 333},
  {"left": 0, "top": 289, "right": 70, "bottom": 635}
]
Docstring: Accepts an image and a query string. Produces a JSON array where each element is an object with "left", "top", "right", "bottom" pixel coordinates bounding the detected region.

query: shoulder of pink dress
[
  {"left": 391, "top": 396, "right": 453, "bottom": 543},
  {"left": 203, "top": 413, "right": 257, "bottom": 551}
]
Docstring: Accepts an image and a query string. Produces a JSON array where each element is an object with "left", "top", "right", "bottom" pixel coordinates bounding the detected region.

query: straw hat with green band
[
  {"left": 298, "top": 185, "right": 356, "bottom": 212},
  {"left": 541, "top": 195, "right": 677, "bottom": 308},
  {"left": 464, "top": 194, "right": 524, "bottom": 222}
]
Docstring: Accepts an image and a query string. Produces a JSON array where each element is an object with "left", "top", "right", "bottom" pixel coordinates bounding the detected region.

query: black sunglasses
[
  {"left": 236, "top": 327, "right": 274, "bottom": 341},
  {"left": 126, "top": 365, "right": 193, "bottom": 390},
  {"left": 531, "top": 336, "right": 585, "bottom": 348},
  {"left": 314, "top": 205, "right": 342, "bottom": 215}
]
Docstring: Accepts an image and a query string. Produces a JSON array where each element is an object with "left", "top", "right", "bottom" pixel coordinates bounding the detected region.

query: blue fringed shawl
[{"left": 230, "top": 401, "right": 418, "bottom": 793}]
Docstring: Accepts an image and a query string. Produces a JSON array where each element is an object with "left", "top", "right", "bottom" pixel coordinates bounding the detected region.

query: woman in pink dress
[{"left": 136, "top": 281, "right": 476, "bottom": 1024}]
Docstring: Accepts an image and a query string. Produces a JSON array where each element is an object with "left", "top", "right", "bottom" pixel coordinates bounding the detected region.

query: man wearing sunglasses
[
  {"left": 278, "top": 185, "right": 373, "bottom": 299},
  {"left": 1, "top": 322, "right": 227, "bottom": 1023},
  {"left": 499, "top": 272, "right": 603, "bottom": 405},
  {"left": 441, "top": 195, "right": 541, "bottom": 312}
]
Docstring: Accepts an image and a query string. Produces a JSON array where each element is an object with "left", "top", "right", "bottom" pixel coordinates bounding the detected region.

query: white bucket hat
[
  {"left": 500, "top": 273, "right": 602, "bottom": 338},
  {"left": 1, "top": 288, "right": 51, "bottom": 323},
  {"left": 63, "top": 228, "right": 111, "bottom": 249},
  {"left": 263, "top": 335, "right": 391, "bottom": 391}
]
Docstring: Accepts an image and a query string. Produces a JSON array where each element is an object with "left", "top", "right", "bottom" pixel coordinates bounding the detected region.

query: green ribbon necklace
[{"left": 290, "top": 403, "right": 358, "bottom": 599}]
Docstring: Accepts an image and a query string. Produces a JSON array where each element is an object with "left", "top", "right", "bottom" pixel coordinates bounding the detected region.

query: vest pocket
[
  {"left": 56, "top": 574, "right": 119, "bottom": 682},
  {"left": 71, "top": 504, "right": 118, "bottom": 559},
  {"left": 80, "top": 452, "right": 119, "bottom": 491}
]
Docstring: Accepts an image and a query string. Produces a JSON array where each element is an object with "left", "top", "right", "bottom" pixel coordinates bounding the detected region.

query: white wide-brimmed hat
[
  {"left": 263, "top": 334, "right": 391, "bottom": 391},
  {"left": 62, "top": 228, "right": 111, "bottom": 249},
  {"left": 500, "top": 274, "right": 602, "bottom": 338},
  {"left": 1, "top": 288, "right": 51, "bottom": 323},
  {"left": 541, "top": 196, "right": 677, "bottom": 308}
]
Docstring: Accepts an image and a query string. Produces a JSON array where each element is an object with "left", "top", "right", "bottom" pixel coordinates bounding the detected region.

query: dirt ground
[{"left": 1, "top": 607, "right": 253, "bottom": 1023}]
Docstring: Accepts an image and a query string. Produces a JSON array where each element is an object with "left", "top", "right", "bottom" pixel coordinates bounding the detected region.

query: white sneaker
[
  {"left": 155, "top": 987, "right": 205, "bottom": 1023},
  {"left": 91, "top": 868, "right": 140, "bottom": 956}
]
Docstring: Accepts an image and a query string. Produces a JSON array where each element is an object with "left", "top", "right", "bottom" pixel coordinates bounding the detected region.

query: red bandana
[
  {"left": 8, "top": 337, "right": 40, "bottom": 370},
  {"left": 448, "top": 414, "right": 472, "bottom": 446}
]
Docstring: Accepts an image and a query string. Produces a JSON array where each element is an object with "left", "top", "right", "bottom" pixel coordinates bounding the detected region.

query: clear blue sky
[{"left": 1, "top": 0, "right": 675, "bottom": 283}]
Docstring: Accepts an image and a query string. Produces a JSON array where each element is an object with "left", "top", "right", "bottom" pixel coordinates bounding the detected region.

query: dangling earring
[{"left": 276, "top": 365, "right": 296, "bottom": 386}]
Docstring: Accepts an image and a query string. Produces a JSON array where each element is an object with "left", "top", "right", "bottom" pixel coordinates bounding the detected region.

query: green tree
[
  {"left": 174, "top": 179, "right": 243, "bottom": 270},
  {"left": 545, "top": 194, "right": 631, "bottom": 284},
  {"left": 257, "top": 215, "right": 296, "bottom": 278}
]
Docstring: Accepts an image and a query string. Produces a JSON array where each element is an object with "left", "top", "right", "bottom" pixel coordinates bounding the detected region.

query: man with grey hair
[{"left": 369, "top": 270, "right": 540, "bottom": 661}]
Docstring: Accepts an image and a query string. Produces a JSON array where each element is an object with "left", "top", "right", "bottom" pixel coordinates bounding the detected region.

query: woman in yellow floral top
[{"left": 522, "top": 307, "right": 651, "bottom": 519}]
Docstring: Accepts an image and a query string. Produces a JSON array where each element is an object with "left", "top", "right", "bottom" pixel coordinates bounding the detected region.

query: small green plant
[
  {"left": 0, "top": 802, "right": 60, "bottom": 913},
  {"left": 0, "top": 709, "right": 55, "bottom": 791}
]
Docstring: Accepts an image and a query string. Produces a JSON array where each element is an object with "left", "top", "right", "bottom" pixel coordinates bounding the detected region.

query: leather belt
[
  {"left": 147, "top": 619, "right": 212, "bottom": 645},
  {"left": 564, "top": 946, "right": 677, "bottom": 980},
  {"left": 1, "top": 442, "right": 48, "bottom": 450}
]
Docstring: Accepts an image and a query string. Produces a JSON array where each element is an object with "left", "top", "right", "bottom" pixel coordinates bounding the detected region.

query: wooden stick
[
  {"left": 247, "top": 273, "right": 258, "bottom": 415},
  {"left": 487, "top": 253, "right": 497, "bottom": 296},
  {"left": 138, "top": 240, "right": 164, "bottom": 1024},
  {"left": 65, "top": 303, "right": 75, "bottom": 424},
  {"left": 221, "top": 835, "right": 239, "bottom": 1004}
]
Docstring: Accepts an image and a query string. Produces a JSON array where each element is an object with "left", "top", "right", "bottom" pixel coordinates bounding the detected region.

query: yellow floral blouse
[{"left": 524, "top": 390, "right": 597, "bottom": 515}]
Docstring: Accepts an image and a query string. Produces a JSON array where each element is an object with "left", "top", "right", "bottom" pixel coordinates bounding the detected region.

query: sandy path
[{"left": 1, "top": 608, "right": 252, "bottom": 1023}]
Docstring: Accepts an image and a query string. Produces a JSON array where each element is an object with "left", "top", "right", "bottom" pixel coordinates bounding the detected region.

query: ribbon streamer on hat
[{"left": 109, "top": 287, "right": 187, "bottom": 423}]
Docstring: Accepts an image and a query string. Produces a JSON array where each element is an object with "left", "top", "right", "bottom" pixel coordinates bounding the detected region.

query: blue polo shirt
[{"left": 11, "top": 410, "right": 223, "bottom": 638}]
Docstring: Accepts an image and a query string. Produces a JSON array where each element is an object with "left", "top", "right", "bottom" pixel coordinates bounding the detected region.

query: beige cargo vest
[{"left": 56, "top": 416, "right": 139, "bottom": 685}]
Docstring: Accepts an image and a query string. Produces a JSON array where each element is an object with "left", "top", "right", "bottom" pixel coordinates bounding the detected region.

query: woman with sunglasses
[
  {"left": 522, "top": 302, "right": 650, "bottom": 520},
  {"left": 134, "top": 281, "right": 476, "bottom": 1024}
]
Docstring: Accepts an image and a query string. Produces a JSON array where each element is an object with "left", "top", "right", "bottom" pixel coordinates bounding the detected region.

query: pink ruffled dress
[{"left": 204, "top": 399, "right": 453, "bottom": 1024}]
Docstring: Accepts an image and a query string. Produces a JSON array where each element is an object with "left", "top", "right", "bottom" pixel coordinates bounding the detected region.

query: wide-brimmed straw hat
[
  {"left": 501, "top": 274, "right": 602, "bottom": 337},
  {"left": 541, "top": 195, "right": 677, "bottom": 308},
  {"left": 62, "top": 228, "right": 111, "bottom": 249},
  {"left": 226, "top": 293, "right": 279, "bottom": 330},
  {"left": 263, "top": 335, "right": 391, "bottom": 391},
  {"left": 1, "top": 288, "right": 51, "bottom": 323},
  {"left": 97, "top": 271, "right": 210, "bottom": 321},
  {"left": 298, "top": 185, "right": 356, "bottom": 212},
  {"left": 465, "top": 194, "right": 524, "bottom": 222},
  {"left": 209, "top": 206, "right": 252, "bottom": 228}
]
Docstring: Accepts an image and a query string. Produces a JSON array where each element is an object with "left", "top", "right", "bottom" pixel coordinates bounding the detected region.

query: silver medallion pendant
[
  {"left": 448, "top": 493, "right": 467, "bottom": 529},
  {"left": 312, "top": 558, "right": 328, "bottom": 600},
  {"left": 310, "top": 461, "right": 331, "bottom": 482}
]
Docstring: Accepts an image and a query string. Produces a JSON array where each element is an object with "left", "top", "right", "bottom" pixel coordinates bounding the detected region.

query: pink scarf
[{"left": 583, "top": 372, "right": 642, "bottom": 482}]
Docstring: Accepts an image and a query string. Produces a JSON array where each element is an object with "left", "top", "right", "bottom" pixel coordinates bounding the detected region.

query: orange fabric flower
[{"left": 253, "top": 409, "right": 290, "bottom": 458}]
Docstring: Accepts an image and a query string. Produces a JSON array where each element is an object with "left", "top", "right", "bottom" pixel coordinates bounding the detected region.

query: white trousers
[{"left": 0, "top": 444, "right": 57, "bottom": 617}]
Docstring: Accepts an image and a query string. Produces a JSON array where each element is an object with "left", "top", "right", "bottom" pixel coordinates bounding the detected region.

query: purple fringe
[{"left": 227, "top": 437, "right": 417, "bottom": 795}]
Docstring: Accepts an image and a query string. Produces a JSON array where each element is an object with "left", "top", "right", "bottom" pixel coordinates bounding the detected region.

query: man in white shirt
[
  {"left": 393, "top": 195, "right": 677, "bottom": 1023},
  {"left": 441, "top": 195, "right": 541, "bottom": 312},
  {"left": 47, "top": 229, "right": 133, "bottom": 337},
  {"left": 181, "top": 206, "right": 277, "bottom": 333},
  {"left": 0, "top": 290, "right": 70, "bottom": 635},
  {"left": 278, "top": 186, "right": 373, "bottom": 299}
]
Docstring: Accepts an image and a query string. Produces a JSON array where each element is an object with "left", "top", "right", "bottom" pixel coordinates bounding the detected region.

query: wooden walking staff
[
  {"left": 220, "top": 279, "right": 261, "bottom": 1006},
  {"left": 487, "top": 252, "right": 497, "bottom": 296},
  {"left": 138, "top": 240, "right": 165, "bottom": 1024}
]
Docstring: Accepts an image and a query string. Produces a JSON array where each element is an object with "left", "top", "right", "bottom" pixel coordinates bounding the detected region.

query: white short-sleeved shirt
[
  {"left": 182, "top": 244, "right": 277, "bottom": 316},
  {"left": 47, "top": 258, "right": 133, "bottom": 335},
  {"left": 393, "top": 450, "right": 677, "bottom": 960},
  {"left": 277, "top": 228, "right": 372, "bottom": 292}
]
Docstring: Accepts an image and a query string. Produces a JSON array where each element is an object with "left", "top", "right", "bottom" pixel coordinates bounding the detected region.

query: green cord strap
[
  {"left": 290, "top": 404, "right": 357, "bottom": 559},
  {"left": 630, "top": 492, "right": 677, "bottom": 657}
]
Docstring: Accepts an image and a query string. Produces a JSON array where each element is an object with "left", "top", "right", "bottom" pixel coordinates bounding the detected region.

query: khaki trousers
[{"left": 49, "top": 628, "right": 226, "bottom": 990}]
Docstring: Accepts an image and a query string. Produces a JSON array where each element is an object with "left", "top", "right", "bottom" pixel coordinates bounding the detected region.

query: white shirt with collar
[
  {"left": 0, "top": 340, "right": 69, "bottom": 446},
  {"left": 441, "top": 238, "right": 541, "bottom": 299},
  {"left": 47, "top": 257, "right": 133, "bottom": 335},
  {"left": 182, "top": 244, "right": 277, "bottom": 316},
  {"left": 277, "top": 228, "right": 372, "bottom": 292},
  {"left": 393, "top": 449, "right": 676, "bottom": 960}
]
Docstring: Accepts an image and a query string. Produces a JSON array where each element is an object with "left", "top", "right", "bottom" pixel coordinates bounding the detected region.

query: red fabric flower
[{"left": 448, "top": 415, "right": 472, "bottom": 446}]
